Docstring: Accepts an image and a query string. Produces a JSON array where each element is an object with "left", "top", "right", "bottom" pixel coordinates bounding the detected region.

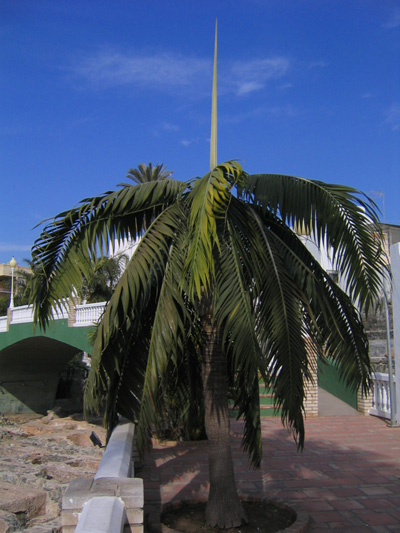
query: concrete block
[
  {"left": 62, "top": 477, "right": 144, "bottom": 530},
  {"left": 125, "top": 507, "right": 144, "bottom": 523},
  {"left": 95, "top": 422, "right": 135, "bottom": 479},
  {"left": 62, "top": 526, "right": 76, "bottom": 533},
  {"left": 62, "top": 421, "right": 143, "bottom": 531},
  {"left": 75, "top": 497, "right": 126, "bottom": 533},
  {"left": 118, "top": 479, "right": 144, "bottom": 508},
  {"left": 61, "top": 508, "right": 81, "bottom": 527},
  {"left": 124, "top": 526, "right": 143, "bottom": 533},
  {"left": 91, "top": 478, "right": 121, "bottom": 496},
  {"left": 63, "top": 479, "right": 93, "bottom": 509}
]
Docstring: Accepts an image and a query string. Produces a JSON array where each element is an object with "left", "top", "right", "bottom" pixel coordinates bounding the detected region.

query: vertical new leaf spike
[{"left": 210, "top": 20, "right": 217, "bottom": 171}]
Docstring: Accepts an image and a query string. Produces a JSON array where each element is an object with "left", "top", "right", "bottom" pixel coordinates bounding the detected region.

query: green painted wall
[
  {"left": 0, "top": 320, "right": 94, "bottom": 354},
  {"left": 0, "top": 378, "right": 59, "bottom": 414},
  {"left": 0, "top": 320, "right": 95, "bottom": 414},
  {"left": 318, "top": 359, "right": 358, "bottom": 409}
]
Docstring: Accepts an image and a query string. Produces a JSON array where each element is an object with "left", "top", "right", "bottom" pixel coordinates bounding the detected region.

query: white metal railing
[
  {"left": 74, "top": 301, "right": 106, "bottom": 327},
  {"left": 369, "top": 372, "right": 394, "bottom": 420}
]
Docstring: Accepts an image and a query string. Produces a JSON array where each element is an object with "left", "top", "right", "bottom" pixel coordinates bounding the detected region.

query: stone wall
[{"left": 304, "top": 338, "right": 318, "bottom": 416}]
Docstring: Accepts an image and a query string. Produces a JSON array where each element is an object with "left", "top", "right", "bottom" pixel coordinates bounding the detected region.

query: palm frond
[
  {"left": 184, "top": 161, "right": 243, "bottom": 299},
  {"left": 31, "top": 180, "right": 187, "bottom": 327},
  {"left": 246, "top": 211, "right": 309, "bottom": 448},
  {"left": 257, "top": 210, "right": 372, "bottom": 395},
  {"left": 240, "top": 174, "right": 388, "bottom": 312},
  {"left": 214, "top": 218, "right": 263, "bottom": 466}
]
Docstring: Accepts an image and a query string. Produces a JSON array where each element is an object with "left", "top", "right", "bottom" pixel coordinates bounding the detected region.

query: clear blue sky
[{"left": 1, "top": 0, "right": 399, "bottom": 265}]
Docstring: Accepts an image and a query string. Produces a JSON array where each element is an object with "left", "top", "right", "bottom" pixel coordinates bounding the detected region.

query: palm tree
[
  {"left": 81, "top": 254, "right": 128, "bottom": 303},
  {"left": 30, "top": 161, "right": 387, "bottom": 528},
  {"left": 125, "top": 162, "right": 173, "bottom": 185}
]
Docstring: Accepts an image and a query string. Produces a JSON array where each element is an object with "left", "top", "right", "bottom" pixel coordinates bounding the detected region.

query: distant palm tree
[
  {"left": 124, "top": 162, "right": 173, "bottom": 185},
  {"left": 14, "top": 259, "right": 33, "bottom": 308},
  {"left": 82, "top": 254, "right": 128, "bottom": 303}
]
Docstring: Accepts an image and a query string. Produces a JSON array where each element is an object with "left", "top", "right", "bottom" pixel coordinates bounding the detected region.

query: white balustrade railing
[
  {"left": 74, "top": 301, "right": 106, "bottom": 327},
  {"left": 369, "top": 372, "right": 394, "bottom": 420},
  {"left": 51, "top": 304, "right": 69, "bottom": 320},
  {"left": 0, "top": 300, "right": 106, "bottom": 331},
  {"left": 10, "top": 301, "right": 69, "bottom": 323},
  {"left": 0, "top": 316, "right": 7, "bottom": 333},
  {"left": 9, "top": 305, "right": 34, "bottom": 324}
]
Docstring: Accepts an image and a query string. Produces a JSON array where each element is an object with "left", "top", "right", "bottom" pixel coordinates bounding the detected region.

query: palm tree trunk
[{"left": 200, "top": 296, "right": 248, "bottom": 528}]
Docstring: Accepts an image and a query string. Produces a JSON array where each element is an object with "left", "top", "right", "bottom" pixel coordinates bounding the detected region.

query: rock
[
  {"left": 0, "top": 482, "right": 46, "bottom": 520},
  {"left": 0, "top": 509, "right": 21, "bottom": 532},
  {"left": 66, "top": 432, "right": 93, "bottom": 447},
  {"left": 0, "top": 414, "right": 106, "bottom": 530},
  {"left": 41, "top": 463, "right": 81, "bottom": 484},
  {"left": 24, "top": 519, "right": 62, "bottom": 532}
]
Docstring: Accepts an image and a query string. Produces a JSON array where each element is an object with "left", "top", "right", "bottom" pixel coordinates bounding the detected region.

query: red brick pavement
[{"left": 139, "top": 414, "right": 400, "bottom": 531}]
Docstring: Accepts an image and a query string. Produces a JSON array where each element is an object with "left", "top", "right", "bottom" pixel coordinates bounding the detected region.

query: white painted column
[{"left": 391, "top": 243, "right": 400, "bottom": 422}]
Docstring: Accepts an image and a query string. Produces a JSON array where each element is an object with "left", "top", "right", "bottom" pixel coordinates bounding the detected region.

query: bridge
[{"left": 0, "top": 301, "right": 105, "bottom": 415}]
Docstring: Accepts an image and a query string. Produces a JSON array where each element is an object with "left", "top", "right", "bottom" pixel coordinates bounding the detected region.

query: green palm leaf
[
  {"left": 240, "top": 174, "right": 388, "bottom": 312},
  {"left": 31, "top": 179, "right": 187, "bottom": 327}
]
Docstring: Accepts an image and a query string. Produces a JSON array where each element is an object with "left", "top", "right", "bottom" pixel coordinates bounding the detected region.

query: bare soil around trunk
[{"left": 161, "top": 500, "right": 296, "bottom": 532}]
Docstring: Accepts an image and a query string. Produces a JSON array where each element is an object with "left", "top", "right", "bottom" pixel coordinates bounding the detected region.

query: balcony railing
[
  {"left": 0, "top": 316, "right": 7, "bottom": 333},
  {"left": 74, "top": 302, "right": 106, "bottom": 326},
  {"left": 0, "top": 300, "right": 106, "bottom": 330},
  {"left": 369, "top": 372, "right": 394, "bottom": 420},
  {"left": 9, "top": 305, "right": 34, "bottom": 324}
]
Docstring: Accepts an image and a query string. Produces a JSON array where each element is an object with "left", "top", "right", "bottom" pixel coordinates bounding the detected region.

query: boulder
[
  {"left": 0, "top": 482, "right": 46, "bottom": 521},
  {"left": 0, "top": 509, "right": 21, "bottom": 532}
]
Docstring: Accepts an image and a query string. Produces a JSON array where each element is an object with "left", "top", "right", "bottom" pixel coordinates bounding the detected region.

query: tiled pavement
[{"left": 139, "top": 413, "right": 400, "bottom": 531}]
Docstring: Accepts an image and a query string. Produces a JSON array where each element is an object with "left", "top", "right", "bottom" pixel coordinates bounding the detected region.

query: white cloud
[
  {"left": 384, "top": 103, "right": 400, "bottom": 131},
  {"left": 150, "top": 122, "right": 180, "bottom": 138},
  {"left": 0, "top": 243, "right": 32, "bottom": 252},
  {"left": 70, "top": 49, "right": 211, "bottom": 92},
  {"left": 69, "top": 49, "right": 291, "bottom": 98},
  {"left": 266, "top": 104, "right": 300, "bottom": 118},
  {"left": 229, "top": 57, "right": 290, "bottom": 96},
  {"left": 382, "top": 8, "right": 400, "bottom": 29},
  {"left": 180, "top": 138, "right": 199, "bottom": 147},
  {"left": 160, "top": 122, "right": 179, "bottom": 132},
  {"left": 222, "top": 103, "right": 301, "bottom": 124},
  {"left": 307, "top": 60, "right": 328, "bottom": 69},
  {"left": 235, "top": 81, "right": 264, "bottom": 96},
  {"left": 280, "top": 83, "right": 294, "bottom": 90}
]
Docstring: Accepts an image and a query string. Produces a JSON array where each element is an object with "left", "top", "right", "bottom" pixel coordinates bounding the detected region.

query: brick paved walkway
[{"left": 139, "top": 413, "right": 400, "bottom": 531}]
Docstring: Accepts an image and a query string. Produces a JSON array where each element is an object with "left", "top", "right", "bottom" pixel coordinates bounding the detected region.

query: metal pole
[{"left": 384, "top": 293, "right": 398, "bottom": 426}]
